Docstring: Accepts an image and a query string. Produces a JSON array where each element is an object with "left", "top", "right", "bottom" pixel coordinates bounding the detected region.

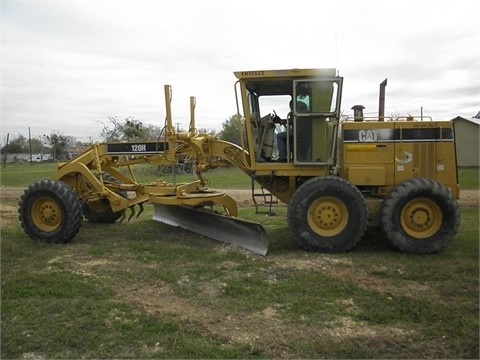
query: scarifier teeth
[
  {"left": 127, "top": 205, "right": 136, "bottom": 221},
  {"left": 136, "top": 203, "right": 144, "bottom": 218},
  {"left": 119, "top": 210, "right": 127, "bottom": 224},
  {"left": 118, "top": 203, "right": 145, "bottom": 224}
]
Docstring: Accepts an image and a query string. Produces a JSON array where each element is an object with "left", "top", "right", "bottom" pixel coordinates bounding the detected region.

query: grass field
[
  {"left": 0, "top": 162, "right": 253, "bottom": 189},
  {"left": 1, "top": 164, "right": 479, "bottom": 358},
  {"left": 1, "top": 163, "right": 478, "bottom": 189}
]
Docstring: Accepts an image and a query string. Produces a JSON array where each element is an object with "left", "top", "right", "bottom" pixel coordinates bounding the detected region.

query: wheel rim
[
  {"left": 401, "top": 197, "right": 442, "bottom": 239},
  {"left": 31, "top": 196, "right": 62, "bottom": 232},
  {"left": 307, "top": 196, "right": 348, "bottom": 237}
]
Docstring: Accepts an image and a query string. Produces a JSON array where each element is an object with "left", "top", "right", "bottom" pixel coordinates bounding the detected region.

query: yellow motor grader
[{"left": 18, "top": 68, "right": 460, "bottom": 255}]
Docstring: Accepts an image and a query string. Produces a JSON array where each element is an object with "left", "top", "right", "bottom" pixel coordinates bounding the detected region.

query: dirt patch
[
  {"left": 0, "top": 187, "right": 23, "bottom": 227},
  {"left": 0, "top": 203, "right": 20, "bottom": 227},
  {"left": 458, "top": 189, "right": 480, "bottom": 207},
  {"left": 1, "top": 187, "right": 24, "bottom": 203},
  {"left": 113, "top": 274, "right": 410, "bottom": 359},
  {"left": 222, "top": 189, "right": 255, "bottom": 207},
  {"left": 274, "top": 255, "right": 437, "bottom": 300}
]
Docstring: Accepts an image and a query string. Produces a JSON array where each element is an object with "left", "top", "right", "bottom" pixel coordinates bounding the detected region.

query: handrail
[
  {"left": 344, "top": 115, "right": 433, "bottom": 122},
  {"left": 344, "top": 116, "right": 393, "bottom": 122}
]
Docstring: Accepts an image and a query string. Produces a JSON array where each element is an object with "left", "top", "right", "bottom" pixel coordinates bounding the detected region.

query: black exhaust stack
[{"left": 378, "top": 78, "right": 388, "bottom": 121}]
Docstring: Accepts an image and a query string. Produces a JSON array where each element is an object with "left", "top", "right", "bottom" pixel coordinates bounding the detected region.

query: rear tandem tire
[
  {"left": 18, "top": 179, "right": 83, "bottom": 244},
  {"left": 287, "top": 176, "right": 368, "bottom": 252},
  {"left": 380, "top": 178, "right": 460, "bottom": 253}
]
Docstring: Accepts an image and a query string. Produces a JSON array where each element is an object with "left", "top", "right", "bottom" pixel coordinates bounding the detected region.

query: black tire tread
[
  {"left": 380, "top": 178, "right": 460, "bottom": 253},
  {"left": 287, "top": 176, "right": 368, "bottom": 252},
  {"left": 18, "top": 179, "right": 83, "bottom": 244}
]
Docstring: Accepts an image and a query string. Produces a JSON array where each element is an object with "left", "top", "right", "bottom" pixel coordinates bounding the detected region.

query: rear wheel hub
[{"left": 401, "top": 197, "right": 442, "bottom": 239}]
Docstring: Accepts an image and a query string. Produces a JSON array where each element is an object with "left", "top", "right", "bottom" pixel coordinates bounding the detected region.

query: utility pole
[
  {"left": 29, "top": 127, "right": 32, "bottom": 165},
  {"left": 2, "top": 133, "right": 9, "bottom": 167}
]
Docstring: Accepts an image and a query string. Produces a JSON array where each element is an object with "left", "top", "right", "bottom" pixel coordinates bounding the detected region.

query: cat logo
[{"left": 358, "top": 130, "right": 377, "bottom": 142}]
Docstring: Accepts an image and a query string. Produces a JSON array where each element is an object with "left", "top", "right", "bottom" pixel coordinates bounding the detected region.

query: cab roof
[{"left": 234, "top": 68, "right": 337, "bottom": 80}]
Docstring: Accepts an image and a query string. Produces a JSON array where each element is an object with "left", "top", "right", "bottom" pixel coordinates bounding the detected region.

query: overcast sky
[{"left": 1, "top": 0, "right": 479, "bottom": 144}]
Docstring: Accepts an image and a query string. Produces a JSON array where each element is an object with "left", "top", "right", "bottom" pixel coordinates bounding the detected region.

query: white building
[{"left": 452, "top": 115, "right": 480, "bottom": 167}]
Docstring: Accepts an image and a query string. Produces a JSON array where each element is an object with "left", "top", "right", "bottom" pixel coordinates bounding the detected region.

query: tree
[
  {"left": 145, "top": 123, "right": 165, "bottom": 141},
  {"left": 100, "top": 116, "right": 149, "bottom": 142},
  {"left": 217, "top": 114, "right": 244, "bottom": 146},
  {"left": 30, "top": 138, "right": 45, "bottom": 153},
  {"left": 99, "top": 116, "right": 218, "bottom": 143},
  {"left": 1, "top": 134, "right": 27, "bottom": 154},
  {"left": 43, "top": 131, "right": 74, "bottom": 160},
  {"left": 100, "top": 116, "right": 122, "bottom": 142},
  {"left": 0, "top": 134, "right": 44, "bottom": 154}
]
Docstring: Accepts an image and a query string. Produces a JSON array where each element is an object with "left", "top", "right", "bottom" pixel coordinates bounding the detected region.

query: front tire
[
  {"left": 18, "top": 180, "right": 83, "bottom": 244},
  {"left": 287, "top": 176, "right": 368, "bottom": 252},
  {"left": 380, "top": 178, "right": 460, "bottom": 253}
]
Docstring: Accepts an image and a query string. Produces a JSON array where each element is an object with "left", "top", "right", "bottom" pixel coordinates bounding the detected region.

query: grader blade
[{"left": 152, "top": 204, "right": 269, "bottom": 255}]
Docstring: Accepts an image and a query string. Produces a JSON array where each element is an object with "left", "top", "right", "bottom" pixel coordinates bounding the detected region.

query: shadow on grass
[{"left": 266, "top": 225, "right": 399, "bottom": 256}]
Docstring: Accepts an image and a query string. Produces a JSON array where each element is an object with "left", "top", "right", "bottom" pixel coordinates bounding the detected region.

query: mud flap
[{"left": 153, "top": 204, "right": 269, "bottom": 255}]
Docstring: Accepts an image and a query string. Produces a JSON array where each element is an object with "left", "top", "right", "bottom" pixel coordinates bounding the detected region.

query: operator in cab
[{"left": 276, "top": 100, "right": 308, "bottom": 162}]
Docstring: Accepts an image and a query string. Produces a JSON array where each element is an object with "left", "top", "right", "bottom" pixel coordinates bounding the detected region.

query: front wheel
[
  {"left": 380, "top": 178, "right": 460, "bottom": 253},
  {"left": 287, "top": 176, "right": 368, "bottom": 252},
  {"left": 18, "top": 179, "right": 83, "bottom": 244}
]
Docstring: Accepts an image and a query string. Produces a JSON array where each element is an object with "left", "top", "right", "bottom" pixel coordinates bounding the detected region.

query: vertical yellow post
[
  {"left": 189, "top": 96, "right": 196, "bottom": 135},
  {"left": 164, "top": 85, "right": 175, "bottom": 162},
  {"left": 164, "top": 85, "right": 173, "bottom": 129}
]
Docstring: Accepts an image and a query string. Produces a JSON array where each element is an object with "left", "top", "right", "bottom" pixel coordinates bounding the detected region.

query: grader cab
[{"left": 19, "top": 68, "right": 460, "bottom": 255}]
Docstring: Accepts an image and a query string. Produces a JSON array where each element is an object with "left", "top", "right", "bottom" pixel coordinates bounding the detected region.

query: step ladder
[{"left": 251, "top": 178, "right": 278, "bottom": 215}]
